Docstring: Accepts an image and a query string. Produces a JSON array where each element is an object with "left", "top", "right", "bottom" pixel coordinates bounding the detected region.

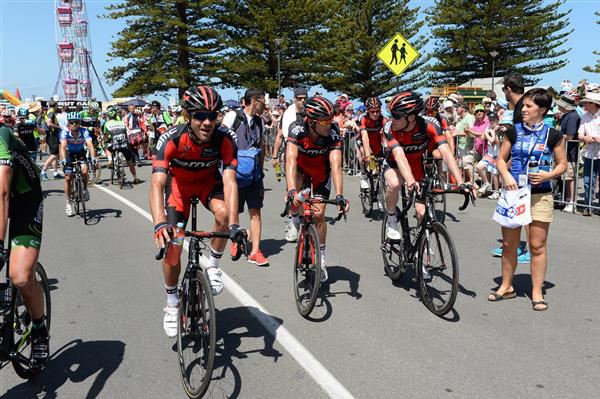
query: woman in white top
[{"left": 578, "top": 92, "right": 600, "bottom": 216}]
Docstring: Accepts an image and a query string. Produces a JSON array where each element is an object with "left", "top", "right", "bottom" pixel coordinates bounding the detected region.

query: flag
[{"left": 15, "top": 88, "right": 21, "bottom": 101}]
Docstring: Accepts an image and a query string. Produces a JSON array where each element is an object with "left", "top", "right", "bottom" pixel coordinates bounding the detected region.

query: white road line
[{"left": 94, "top": 184, "right": 356, "bottom": 399}]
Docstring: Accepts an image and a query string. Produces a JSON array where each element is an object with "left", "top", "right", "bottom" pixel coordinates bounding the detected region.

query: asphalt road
[{"left": 1, "top": 160, "right": 599, "bottom": 399}]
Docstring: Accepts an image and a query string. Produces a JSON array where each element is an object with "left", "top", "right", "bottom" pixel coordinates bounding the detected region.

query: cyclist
[
  {"left": 0, "top": 118, "right": 49, "bottom": 370},
  {"left": 15, "top": 107, "right": 38, "bottom": 162},
  {"left": 150, "top": 85, "right": 244, "bottom": 338},
  {"left": 357, "top": 97, "right": 387, "bottom": 190},
  {"left": 60, "top": 112, "right": 97, "bottom": 216},
  {"left": 383, "top": 92, "right": 470, "bottom": 240},
  {"left": 104, "top": 108, "right": 140, "bottom": 184},
  {"left": 285, "top": 96, "right": 349, "bottom": 282}
]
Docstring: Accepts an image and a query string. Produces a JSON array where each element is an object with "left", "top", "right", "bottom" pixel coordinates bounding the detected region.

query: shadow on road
[
  {"left": 85, "top": 208, "right": 123, "bottom": 225},
  {"left": 202, "top": 306, "right": 283, "bottom": 399},
  {"left": 42, "top": 189, "right": 64, "bottom": 199},
  {"left": 3, "top": 339, "right": 125, "bottom": 399},
  {"left": 323, "top": 266, "right": 362, "bottom": 300},
  {"left": 260, "top": 238, "right": 288, "bottom": 258}
]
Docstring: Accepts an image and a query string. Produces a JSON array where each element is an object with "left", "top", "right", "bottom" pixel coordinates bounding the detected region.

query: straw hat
[{"left": 581, "top": 92, "right": 600, "bottom": 106}]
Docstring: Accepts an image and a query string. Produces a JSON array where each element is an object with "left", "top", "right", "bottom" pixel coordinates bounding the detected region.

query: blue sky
[{"left": 1, "top": 0, "right": 599, "bottom": 105}]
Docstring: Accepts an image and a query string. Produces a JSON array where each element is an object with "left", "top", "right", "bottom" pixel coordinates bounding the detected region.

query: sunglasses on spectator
[
  {"left": 316, "top": 119, "right": 332, "bottom": 126},
  {"left": 192, "top": 111, "right": 218, "bottom": 121},
  {"left": 295, "top": 96, "right": 307, "bottom": 101}
]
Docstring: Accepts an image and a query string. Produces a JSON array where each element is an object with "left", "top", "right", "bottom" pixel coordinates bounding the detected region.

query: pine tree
[
  {"left": 316, "top": 0, "right": 429, "bottom": 101},
  {"left": 214, "top": 0, "right": 334, "bottom": 95},
  {"left": 426, "top": 0, "right": 572, "bottom": 85},
  {"left": 583, "top": 12, "right": 600, "bottom": 73},
  {"left": 103, "top": 0, "right": 223, "bottom": 98}
]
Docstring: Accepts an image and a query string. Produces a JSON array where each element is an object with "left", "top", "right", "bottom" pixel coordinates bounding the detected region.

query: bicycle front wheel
[
  {"left": 293, "top": 224, "right": 322, "bottom": 317},
  {"left": 118, "top": 154, "right": 126, "bottom": 189},
  {"left": 72, "top": 177, "right": 80, "bottom": 215},
  {"left": 11, "top": 263, "right": 51, "bottom": 379},
  {"left": 89, "top": 161, "right": 102, "bottom": 186},
  {"left": 381, "top": 211, "right": 405, "bottom": 281},
  {"left": 417, "top": 222, "right": 459, "bottom": 316},
  {"left": 177, "top": 269, "right": 216, "bottom": 398},
  {"left": 78, "top": 176, "right": 87, "bottom": 224},
  {"left": 360, "top": 183, "right": 373, "bottom": 216}
]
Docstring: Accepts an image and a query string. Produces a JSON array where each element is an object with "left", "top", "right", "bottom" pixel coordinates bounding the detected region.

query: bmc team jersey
[
  {"left": 153, "top": 124, "right": 238, "bottom": 214},
  {"left": 359, "top": 114, "right": 387, "bottom": 156},
  {"left": 153, "top": 123, "right": 238, "bottom": 183},
  {"left": 60, "top": 128, "right": 92, "bottom": 153},
  {"left": 287, "top": 120, "right": 342, "bottom": 187},
  {"left": 383, "top": 116, "right": 447, "bottom": 181}
]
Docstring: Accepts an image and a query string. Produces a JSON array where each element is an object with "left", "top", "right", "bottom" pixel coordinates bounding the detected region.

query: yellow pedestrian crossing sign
[{"left": 377, "top": 33, "right": 420, "bottom": 76}]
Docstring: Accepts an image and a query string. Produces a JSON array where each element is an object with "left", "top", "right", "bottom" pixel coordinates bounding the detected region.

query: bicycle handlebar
[
  {"left": 430, "top": 184, "right": 476, "bottom": 211},
  {"left": 280, "top": 195, "right": 348, "bottom": 221},
  {"left": 155, "top": 230, "right": 248, "bottom": 261}
]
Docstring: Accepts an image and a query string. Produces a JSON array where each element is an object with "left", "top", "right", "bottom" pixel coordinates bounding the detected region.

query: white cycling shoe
[
  {"left": 385, "top": 218, "right": 401, "bottom": 240},
  {"left": 285, "top": 220, "right": 299, "bottom": 242},
  {"left": 163, "top": 305, "right": 178, "bottom": 338},
  {"left": 360, "top": 177, "right": 370, "bottom": 190},
  {"left": 206, "top": 267, "right": 224, "bottom": 295},
  {"left": 65, "top": 201, "right": 74, "bottom": 216},
  {"left": 320, "top": 258, "right": 328, "bottom": 283}
]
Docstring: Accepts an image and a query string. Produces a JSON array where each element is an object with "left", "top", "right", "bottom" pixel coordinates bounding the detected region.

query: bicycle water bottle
[
  {"left": 369, "top": 156, "right": 376, "bottom": 172},
  {"left": 173, "top": 222, "right": 185, "bottom": 247},
  {"left": 274, "top": 163, "right": 282, "bottom": 182},
  {"left": 528, "top": 156, "right": 539, "bottom": 175}
]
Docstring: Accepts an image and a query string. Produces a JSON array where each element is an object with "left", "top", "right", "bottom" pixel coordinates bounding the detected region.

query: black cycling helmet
[
  {"left": 304, "top": 96, "right": 334, "bottom": 121},
  {"left": 181, "top": 85, "right": 223, "bottom": 113},
  {"left": 425, "top": 96, "right": 440, "bottom": 111},
  {"left": 107, "top": 109, "right": 118, "bottom": 120},
  {"left": 388, "top": 91, "right": 424, "bottom": 117},
  {"left": 365, "top": 97, "right": 381, "bottom": 110}
]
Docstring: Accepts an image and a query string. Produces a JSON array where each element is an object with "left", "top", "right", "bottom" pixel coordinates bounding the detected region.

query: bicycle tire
[
  {"left": 177, "top": 269, "right": 216, "bottom": 399},
  {"left": 417, "top": 222, "right": 459, "bottom": 316},
  {"left": 118, "top": 154, "right": 125, "bottom": 189},
  {"left": 89, "top": 161, "right": 102, "bottom": 186},
  {"left": 381, "top": 211, "right": 405, "bottom": 281},
  {"left": 11, "top": 263, "right": 51, "bottom": 379},
  {"left": 360, "top": 185, "right": 373, "bottom": 216},
  {"left": 293, "top": 224, "right": 322, "bottom": 317},
  {"left": 72, "top": 177, "right": 80, "bottom": 216},
  {"left": 78, "top": 176, "right": 87, "bottom": 224}
]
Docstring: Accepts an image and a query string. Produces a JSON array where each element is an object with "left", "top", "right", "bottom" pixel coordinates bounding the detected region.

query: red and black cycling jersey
[
  {"left": 359, "top": 114, "right": 387, "bottom": 156},
  {"left": 384, "top": 116, "right": 447, "bottom": 181},
  {"left": 152, "top": 123, "right": 238, "bottom": 184},
  {"left": 287, "top": 120, "right": 342, "bottom": 184}
]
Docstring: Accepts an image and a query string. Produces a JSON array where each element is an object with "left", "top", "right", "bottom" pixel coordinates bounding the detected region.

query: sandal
[
  {"left": 532, "top": 300, "right": 548, "bottom": 311},
  {"left": 488, "top": 290, "right": 516, "bottom": 302}
]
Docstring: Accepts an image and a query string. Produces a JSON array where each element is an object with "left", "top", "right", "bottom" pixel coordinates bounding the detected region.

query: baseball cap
[
  {"left": 443, "top": 100, "right": 454, "bottom": 109},
  {"left": 151, "top": 100, "right": 161, "bottom": 108},
  {"left": 482, "top": 97, "right": 493, "bottom": 104},
  {"left": 474, "top": 104, "right": 485, "bottom": 113},
  {"left": 294, "top": 87, "right": 308, "bottom": 97}
]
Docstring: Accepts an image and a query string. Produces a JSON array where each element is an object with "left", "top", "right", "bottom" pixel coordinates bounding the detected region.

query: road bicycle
[
  {"left": 281, "top": 189, "right": 347, "bottom": 317},
  {"left": 85, "top": 146, "right": 102, "bottom": 186},
  {"left": 0, "top": 251, "right": 51, "bottom": 379},
  {"left": 359, "top": 156, "right": 385, "bottom": 216},
  {"left": 68, "top": 160, "right": 90, "bottom": 224},
  {"left": 110, "top": 150, "right": 126, "bottom": 189},
  {"left": 380, "top": 165, "right": 474, "bottom": 316},
  {"left": 426, "top": 158, "right": 448, "bottom": 224},
  {"left": 156, "top": 197, "right": 247, "bottom": 398}
]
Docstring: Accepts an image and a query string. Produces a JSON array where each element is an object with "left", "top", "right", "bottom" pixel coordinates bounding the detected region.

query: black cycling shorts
[
  {"left": 9, "top": 188, "right": 43, "bottom": 249},
  {"left": 65, "top": 151, "right": 87, "bottom": 174}
]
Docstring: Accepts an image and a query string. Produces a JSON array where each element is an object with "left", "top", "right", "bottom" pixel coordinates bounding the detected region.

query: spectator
[
  {"left": 502, "top": 72, "right": 526, "bottom": 124},
  {"left": 453, "top": 103, "right": 475, "bottom": 183},
  {"left": 124, "top": 104, "right": 148, "bottom": 164},
  {"left": 482, "top": 97, "right": 493, "bottom": 112},
  {"left": 578, "top": 92, "right": 600, "bottom": 216},
  {"left": 556, "top": 94, "right": 580, "bottom": 213},
  {"left": 487, "top": 90, "right": 498, "bottom": 102},
  {"left": 492, "top": 88, "right": 567, "bottom": 311},
  {"left": 40, "top": 101, "right": 63, "bottom": 180},
  {"left": 222, "top": 88, "right": 269, "bottom": 266},
  {"left": 475, "top": 111, "right": 500, "bottom": 196},
  {"left": 470, "top": 104, "right": 490, "bottom": 164}
]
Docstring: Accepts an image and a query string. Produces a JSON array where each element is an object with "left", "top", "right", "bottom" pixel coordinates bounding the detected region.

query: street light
[
  {"left": 274, "top": 38, "right": 283, "bottom": 99},
  {"left": 490, "top": 51, "right": 499, "bottom": 93}
]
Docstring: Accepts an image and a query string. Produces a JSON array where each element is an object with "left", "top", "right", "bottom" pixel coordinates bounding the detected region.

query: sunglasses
[
  {"left": 391, "top": 112, "right": 406, "bottom": 120},
  {"left": 369, "top": 109, "right": 380, "bottom": 114},
  {"left": 68, "top": 120, "right": 81, "bottom": 124},
  {"left": 317, "top": 119, "right": 332, "bottom": 126},
  {"left": 192, "top": 111, "right": 218, "bottom": 121}
]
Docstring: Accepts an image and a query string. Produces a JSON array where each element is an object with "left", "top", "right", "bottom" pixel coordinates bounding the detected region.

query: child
[{"left": 476, "top": 112, "right": 500, "bottom": 197}]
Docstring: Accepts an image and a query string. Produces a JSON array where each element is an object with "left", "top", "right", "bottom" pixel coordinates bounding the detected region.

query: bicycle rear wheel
[
  {"left": 118, "top": 154, "right": 126, "bottom": 189},
  {"left": 11, "top": 263, "right": 51, "bottom": 379},
  {"left": 293, "top": 224, "right": 322, "bottom": 317},
  {"left": 360, "top": 181, "right": 373, "bottom": 216},
  {"left": 417, "top": 222, "right": 459, "bottom": 316},
  {"left": 177, "top": 269, "right": 216, "bottom": 399},
  {"left": 110, "top": 158, "right": 116, "bottom": 185},
  {"left": 381, "top": 211, "right": 405, "bottom": 281}
]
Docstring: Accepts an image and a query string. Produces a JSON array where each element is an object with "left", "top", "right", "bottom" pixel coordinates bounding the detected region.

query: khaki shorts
[
  {"left": 457, "top": 148, "right": 475, "bottom": 168},
  {"left": 564, "top": 161, "right": 576, "bottom": 181},
  {"left": 530, "top": 193, "right": 554, "bottom": 223}
]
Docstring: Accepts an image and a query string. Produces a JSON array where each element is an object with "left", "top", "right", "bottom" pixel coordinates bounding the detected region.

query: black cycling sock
[{"left": 32, "top": 318, "right": 45, "bottom": 330}]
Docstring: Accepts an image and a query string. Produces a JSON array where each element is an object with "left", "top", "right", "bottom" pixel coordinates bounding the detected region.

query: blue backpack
[{"left": 230, "top": 110, "right": 263, "bottom": 188}]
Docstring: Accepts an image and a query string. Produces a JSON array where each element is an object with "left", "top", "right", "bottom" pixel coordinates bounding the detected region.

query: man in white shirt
[{"left": 578, "top": 92, "right": 600, "bottom": 216}]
